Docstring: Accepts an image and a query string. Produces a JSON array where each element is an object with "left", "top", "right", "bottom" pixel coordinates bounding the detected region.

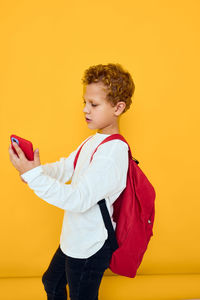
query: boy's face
[{"left": 83, "top": 82, "right": 124, "bottom": 134}]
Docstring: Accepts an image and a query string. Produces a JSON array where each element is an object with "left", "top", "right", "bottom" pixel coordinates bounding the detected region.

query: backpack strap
[
  {"left": 98, "top": 199, "right": 119, "bottom": 252},
  {"left": 90, "top": 134, "right": 139, "bottom": 165},
  {"left": 73, "top": 135, "right": 93, "bottom": 169},
  {"left": 74, "top": 133, "right": 139, "bottom": 169},
  {"left": 90, "top": 134, "right": 131, "bottom": 161}
]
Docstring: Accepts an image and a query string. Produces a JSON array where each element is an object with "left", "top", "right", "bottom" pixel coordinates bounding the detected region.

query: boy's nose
[{"left": 83, "top": 106, "right": 90, "bottom": 113}]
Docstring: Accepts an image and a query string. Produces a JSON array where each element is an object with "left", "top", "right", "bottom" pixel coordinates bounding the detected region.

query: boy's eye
[{"left": 83, "top": 101, "right": 97, "bottom": 107}]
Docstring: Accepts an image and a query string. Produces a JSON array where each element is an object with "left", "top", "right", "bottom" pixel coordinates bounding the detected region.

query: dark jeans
[{"left": 42, "top": 238, "right": 113, "bottom": 300}]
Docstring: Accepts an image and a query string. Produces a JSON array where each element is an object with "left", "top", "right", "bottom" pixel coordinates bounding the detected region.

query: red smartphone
[{"left": 10, "top": 134, "right": 34, "bottom": 161}]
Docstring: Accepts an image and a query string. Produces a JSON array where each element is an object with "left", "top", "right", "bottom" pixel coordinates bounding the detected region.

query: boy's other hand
[{"left": 8, "top": 142, "right": 41, "bottom": 176}]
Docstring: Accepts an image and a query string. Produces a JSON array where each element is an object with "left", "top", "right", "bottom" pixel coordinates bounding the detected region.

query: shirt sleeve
[
  {"left": 41, "top": 149, "right": 78, "bottom": 183},
  {"left": 20, "top": 143, "right": 129, "bottom": 213},
  {"left": 40, "top": 138, "right": 90, "bottom": 183}
]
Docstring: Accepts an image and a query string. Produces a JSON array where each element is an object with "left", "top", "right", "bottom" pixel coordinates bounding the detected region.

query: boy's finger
[
  {"left": 8, "top": 146, "right": 17, "bottom": 164},
  {"left": 9, "top": 144, "right": 15, "bottom": 157},
  {"left": 12, "top": 142, "right": 25, "bottom": 159},
  {"left": 9, "top": 144, "right": 15, "bottom": 153}
]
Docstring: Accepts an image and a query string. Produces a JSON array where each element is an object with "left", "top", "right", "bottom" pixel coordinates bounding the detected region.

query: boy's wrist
[{"left": 20, "top": 165, "right": 43, "bottom": 183}]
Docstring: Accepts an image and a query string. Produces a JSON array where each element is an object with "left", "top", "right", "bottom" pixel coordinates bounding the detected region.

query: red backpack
[{"left": 73, "top": 134, "right": 156, "bottom": 278}]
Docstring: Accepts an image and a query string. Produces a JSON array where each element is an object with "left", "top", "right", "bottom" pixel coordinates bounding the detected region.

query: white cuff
[{"left": 21, "top": 165, "right": 44, "bottom": 183}]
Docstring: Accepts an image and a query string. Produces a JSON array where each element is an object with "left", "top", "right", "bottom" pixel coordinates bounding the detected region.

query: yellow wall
[{"left": 1, "top": 0, "right": 200, "bottom": 278}]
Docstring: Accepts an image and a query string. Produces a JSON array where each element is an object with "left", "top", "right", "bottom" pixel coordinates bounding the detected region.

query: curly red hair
[{"left": 81, "top": 63, "right": 135, "bottom": 114}]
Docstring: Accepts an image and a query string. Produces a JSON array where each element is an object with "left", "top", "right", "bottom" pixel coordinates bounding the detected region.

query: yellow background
[{"left": 1, "top": 0, "right": 200, "bottom": 297}]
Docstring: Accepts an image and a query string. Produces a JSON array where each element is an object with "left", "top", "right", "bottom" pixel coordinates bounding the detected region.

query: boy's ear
[{"left": 115, "top": 101, "right": 126, "bottom": 115}]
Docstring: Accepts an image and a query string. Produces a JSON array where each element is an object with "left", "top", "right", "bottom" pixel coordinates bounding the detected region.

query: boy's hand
[{"left": 8, "top": 142, "right": 41, "bottom": 176}]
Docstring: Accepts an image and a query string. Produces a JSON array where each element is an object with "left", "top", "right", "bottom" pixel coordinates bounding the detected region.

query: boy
[{"left": 9, "top": 63, "right": 135, "bottom": 300}]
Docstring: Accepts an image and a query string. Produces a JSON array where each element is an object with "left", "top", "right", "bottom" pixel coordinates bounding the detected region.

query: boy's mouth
[{"left": 86, "top": 117, "right": 92, "bottom": 122}]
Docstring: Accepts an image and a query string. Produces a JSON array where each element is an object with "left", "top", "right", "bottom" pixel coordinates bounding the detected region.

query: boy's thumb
[{"left": 34, "top": 149, "right": 40, "bottom": 162}]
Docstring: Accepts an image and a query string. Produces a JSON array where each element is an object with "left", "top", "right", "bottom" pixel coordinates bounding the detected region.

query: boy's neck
[{"left": 97, "top": 130, "right": 120, "bottom": 135}]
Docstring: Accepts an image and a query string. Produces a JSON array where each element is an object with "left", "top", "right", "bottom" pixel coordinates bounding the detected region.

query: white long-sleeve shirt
[{"left": 21, "top": 132, "right": 129, "bottom": 258}]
